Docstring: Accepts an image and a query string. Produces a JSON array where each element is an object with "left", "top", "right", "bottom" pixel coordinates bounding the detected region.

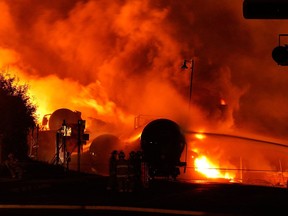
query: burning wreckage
[
  {"left": 31, "top": 108, "right": 187, "bottom": 182},
  {"left": 29, "top": 108, "right": 288, "bottom": 189}
]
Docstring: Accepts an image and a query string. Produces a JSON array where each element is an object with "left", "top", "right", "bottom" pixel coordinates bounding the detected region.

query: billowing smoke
[{"left": 1, "top": 0, "right": 288, "bottom": 177}]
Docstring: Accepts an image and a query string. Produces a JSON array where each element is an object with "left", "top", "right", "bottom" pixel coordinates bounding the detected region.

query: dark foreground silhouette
[{"left": 0, "top": 160, "right": 287, "bottom": 216}]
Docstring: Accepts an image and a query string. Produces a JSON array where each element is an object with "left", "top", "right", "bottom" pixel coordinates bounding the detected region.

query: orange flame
[
  {"left": 195, "top": 155, "right": 234, "bottom": 180},
  {"left": 192, "top": 132, "right": 235, "bottom": 180},
  {"left": 220, "top": 98, "right": 226, "bottom": 106}
]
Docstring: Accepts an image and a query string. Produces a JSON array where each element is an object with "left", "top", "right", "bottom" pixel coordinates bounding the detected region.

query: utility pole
[
  {"left": 181, "top": 59, "right": 195, "bottom": 110},
  {"left": 77, "top": 120, "right": 82, "bottom": 173}
]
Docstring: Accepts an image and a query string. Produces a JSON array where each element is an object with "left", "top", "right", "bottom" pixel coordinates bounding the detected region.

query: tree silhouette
[{"left": 0, "top": 73, "right": 37, "bottom": 161}]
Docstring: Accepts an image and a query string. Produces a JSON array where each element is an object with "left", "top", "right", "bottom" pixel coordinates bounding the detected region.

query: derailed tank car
[
  {"left": 89, "top": 134, "right": 122, "bottom": 176},
  {"left": 35, "top": 108, "right": 85, "bottom": 163},
  {"left": 140, "top": 118, "right": 186, "bottom": 179}
]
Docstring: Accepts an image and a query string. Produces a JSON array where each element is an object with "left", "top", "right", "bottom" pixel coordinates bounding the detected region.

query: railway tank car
[
  {"left": 48, "top": 108, "right": 82, "bottom": 131},
  {"left": 89, "top": 134, "right": 122, "bottom": 176},
  {"left": 35, "top": 108, "right": 84, "bottom": 162},
  {"left": 140, "top": 118, "right": 187, "bottom": 179}
]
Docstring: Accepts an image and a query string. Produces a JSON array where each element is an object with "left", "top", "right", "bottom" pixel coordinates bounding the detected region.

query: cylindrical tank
[
  {"left": 89, "top": 134, "right": 122, "bottom": 176},
  {"left": 48, "top": 108, "right": 81, "bottom": 130},
  {"left": 36, "top": 108, "right": 82, "bottom": 162},
  {"left": 140, "top": 118, "right": 186, "bottom": 177}
]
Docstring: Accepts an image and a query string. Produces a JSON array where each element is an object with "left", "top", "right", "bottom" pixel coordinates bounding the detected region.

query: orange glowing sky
[{"left": 1, "top": 0, "right": 288, "bottom": 143}]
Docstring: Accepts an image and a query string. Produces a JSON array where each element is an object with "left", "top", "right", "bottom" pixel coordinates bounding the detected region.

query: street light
[{"left": 181, "top": 59, "right": 195, "bottom": 110}]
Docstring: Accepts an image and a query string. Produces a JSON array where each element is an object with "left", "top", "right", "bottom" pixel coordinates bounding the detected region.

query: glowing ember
[{"left": 220, "top": 98, "right": 226, "bottom": 106}]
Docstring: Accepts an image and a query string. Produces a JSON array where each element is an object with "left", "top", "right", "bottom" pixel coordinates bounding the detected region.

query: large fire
[
  {"left": 186, "top": 133, "right": 236, "bottom": 181},
  {"left": 1, "top": 1, "right": 288, "bottom": 186},
  {"left": 195, "top": 155, "right": 235, "bottom": 180}
]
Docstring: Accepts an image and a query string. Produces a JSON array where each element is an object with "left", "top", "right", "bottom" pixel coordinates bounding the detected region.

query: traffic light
[
  {"left": 243, "top": 0, "right": 288, "bottom": 19},
  {"left": 272, "top": 45, "right": 288, "bottom": 66}
]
